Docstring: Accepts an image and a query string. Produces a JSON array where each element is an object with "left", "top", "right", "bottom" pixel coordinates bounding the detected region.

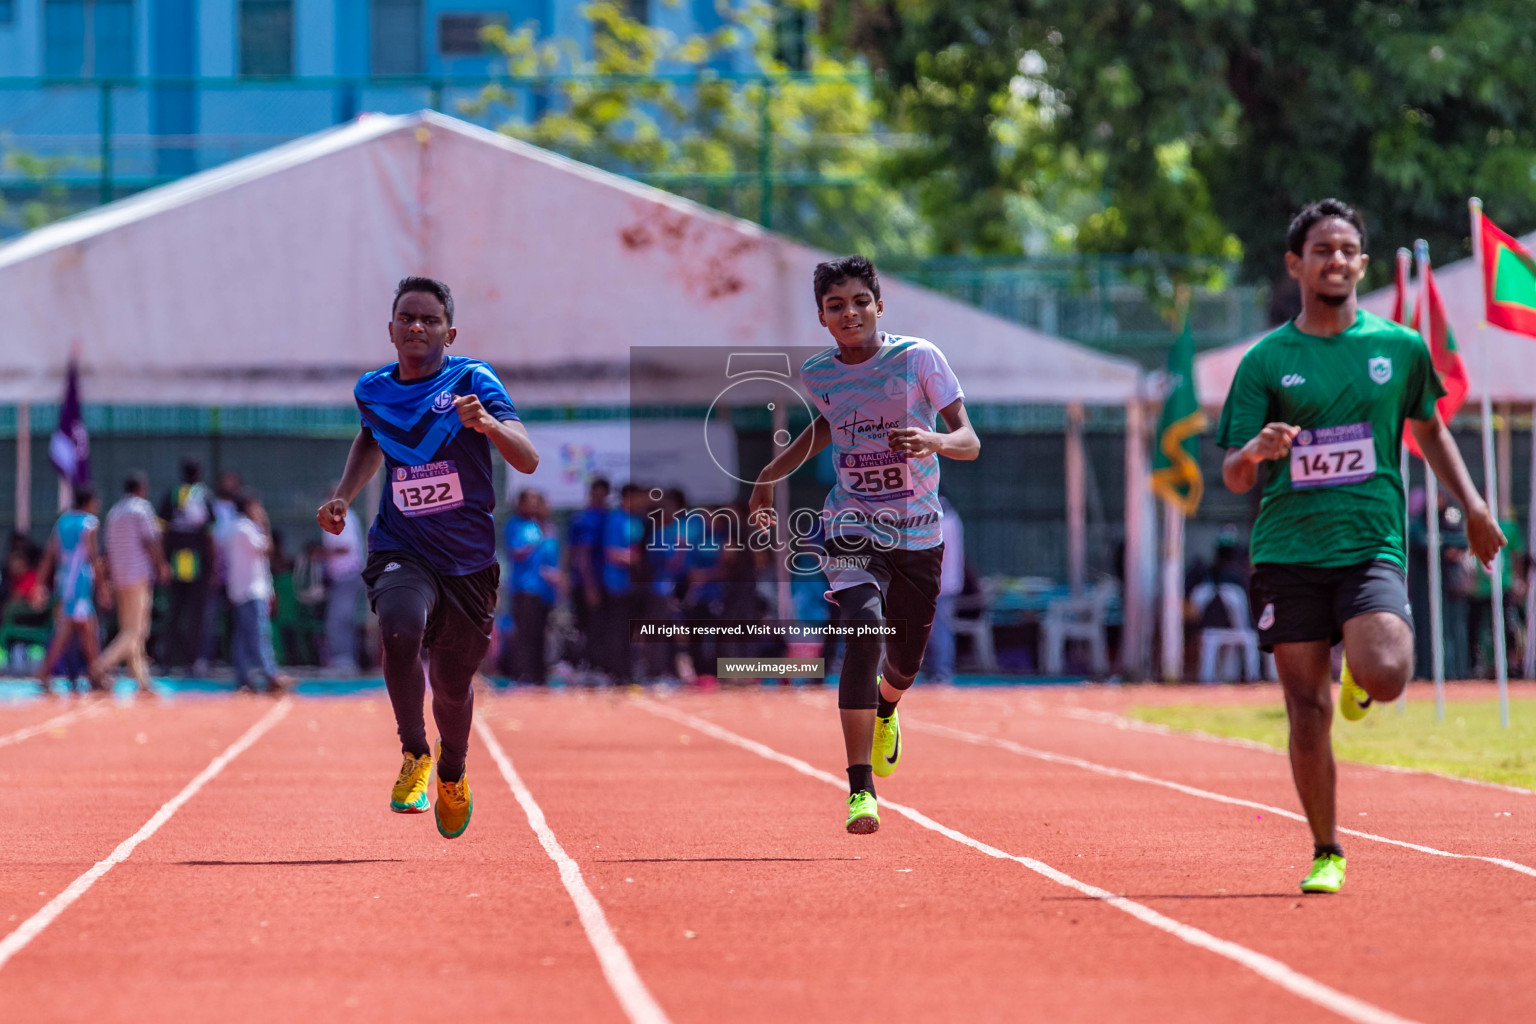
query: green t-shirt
[{"left": 1216, "top": 310, "right": 1445, "bottom": 569}]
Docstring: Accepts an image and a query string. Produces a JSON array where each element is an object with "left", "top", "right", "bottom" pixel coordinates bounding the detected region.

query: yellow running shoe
[
  {"left": 1338, "top": 657, "right": 1371, "bottom": 722},
  {"left": 872, "top": 706, "right": 902, "bottom": 778},
  {"left": 390, "top": 750, "right": 433, "bottom": 813},
  {"left": 845, "top": 791, "right": 879, "bottom": 834},
  {"left": 435, "top": 770, "right": 474, "bottom": 839},
  {"left": 1300, "top": 853, "right": 1346, "bottom": 893}
]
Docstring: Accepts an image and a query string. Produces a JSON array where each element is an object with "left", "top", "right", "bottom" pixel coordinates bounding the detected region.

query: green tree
[
  {"left": 843, "top": 0, "right": 1536, "bottom": 282},
  {"left": 468, "top": 0, "right": 931, "bottom": 257}
]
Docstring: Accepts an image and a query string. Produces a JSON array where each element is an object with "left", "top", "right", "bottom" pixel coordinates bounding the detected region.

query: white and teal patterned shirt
[{"left": 800, "top": 334, "right": 964, "bottom": 550}]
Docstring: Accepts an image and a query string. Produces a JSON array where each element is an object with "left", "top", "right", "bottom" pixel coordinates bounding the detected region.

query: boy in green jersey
[{"left": 1217, "top": 199, "right": 1506, "bottom": 894}]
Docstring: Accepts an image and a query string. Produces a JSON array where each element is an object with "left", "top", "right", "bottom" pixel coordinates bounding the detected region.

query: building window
[
  {"left": 372, "top": 0, "right": 423, "bottom": 75},
  {"left": 240, "top": 0, "right": 293, "bottom": 76},
  {"left": 438, "top": 12, "right": 505, "bottom": 56},
  {"left": 43, "top": 0, "right": 135, "bottom": 78},
  {"left": 773, "top": 4, "right": 808, "bottom": 71}
]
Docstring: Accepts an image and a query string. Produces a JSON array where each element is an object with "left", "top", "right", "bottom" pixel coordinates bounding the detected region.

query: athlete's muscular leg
[
  {"left": 428, "top": 611, "right": 491, "bottom": 784},
  {"left": 1274, "top": 639, "right": 1337, "bottom": 849},
  {"left": 835, "top": 584, "right": 883, "bottom": 772},
  {"left": 375, "top": 587, "right": 432, "bottom": 758},
  {"left": 1341, "top": 612, "right": 1414, "bottom": 703}
]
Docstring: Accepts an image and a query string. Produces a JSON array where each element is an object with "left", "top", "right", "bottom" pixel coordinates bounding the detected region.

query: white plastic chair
[
  {"left": 1194, "top": 582, "right": 1261, "bottom": 682},
  {"left": 1041, "top": 579, "right": 1116, "bottom": 677},
  {"left": 951, "top": 578, "right": 999, "bottom": 674}
]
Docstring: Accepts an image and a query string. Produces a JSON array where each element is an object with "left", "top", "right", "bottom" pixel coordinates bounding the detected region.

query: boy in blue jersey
[
  {"left": 317, "top": 277, "right": 539, "bottom": 839},
  {"left": 750, "top": 256, "right": 980, "bottom": 834}
]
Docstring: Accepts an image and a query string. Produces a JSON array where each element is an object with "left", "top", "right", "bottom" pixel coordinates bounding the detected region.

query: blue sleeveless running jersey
[{"left": 354, "top": 355, "right": 519, "bottom": 575}]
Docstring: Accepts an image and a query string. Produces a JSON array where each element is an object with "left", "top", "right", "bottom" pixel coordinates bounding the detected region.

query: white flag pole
[
  {"left": 1414, "top": 240, "right": 1447, "bottom": 721},
  {"left": 1469, "top": 197, "right": 1511, "bottom": 728},
  {"left": 1397, "top": 247, "right": 1413, "bottom": 713},
  {"left": 1525, "top": 415, "right": 1535, "bottom": 679},
  {"left": 1160, "top": 500, "right": 1185, "bottom": 682}
]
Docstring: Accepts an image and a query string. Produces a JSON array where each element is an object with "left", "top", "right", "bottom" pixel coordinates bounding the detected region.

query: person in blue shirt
[
  {"left": 34, "top": 487, "right": 108, "bottom": 696},
  {"left": 565, "top": 477, "right": 610, "bottom": 671},
  {"left": 505, "top": 488, "right": 560, "bottom": 684},
  {"left": 597, "top": 483, "right": 647, "bottom": 683},
  {"left": 317, "top": 277, "right": 539, "bottom": 840}
]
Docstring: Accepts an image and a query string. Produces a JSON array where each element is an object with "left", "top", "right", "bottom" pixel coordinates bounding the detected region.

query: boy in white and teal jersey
[
  {"left": 1218, "top": 199, "right": 1505, "bottom": 894},
  {"left": 751, "top": 255, "right": 981, "bottom": 834}
]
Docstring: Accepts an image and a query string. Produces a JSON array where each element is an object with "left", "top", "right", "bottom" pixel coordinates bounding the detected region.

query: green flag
[{"left": 1151, "top": 316, "right": 1206, "bottom": 515}]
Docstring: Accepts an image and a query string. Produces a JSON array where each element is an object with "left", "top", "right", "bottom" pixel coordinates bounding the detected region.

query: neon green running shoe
[
  {"left": 390, "top": 750, "right": 433, "bottom": 813},
  {"left": 1300, "top": 853, "right": 1346, "bottom": 894},
  {"left": 1338, "top": 657, "right": 1371, "bottom": 722},
  {"left": 845, "top": 791, "right": 879, "bottom": 834},
  {"left": 872, "top": 707, "right": 902, "bottom": 778}
]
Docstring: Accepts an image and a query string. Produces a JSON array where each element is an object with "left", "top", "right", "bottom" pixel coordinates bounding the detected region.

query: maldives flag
[
  {"left": 1391, "top": 247, "right": 1412, "bottom": 324},
  {"left": 1479, "top": 213, "right": 1536, "bottom": 337},
  {"left": 1405, "top": 248, "right": 1470, "bottom": 459}
]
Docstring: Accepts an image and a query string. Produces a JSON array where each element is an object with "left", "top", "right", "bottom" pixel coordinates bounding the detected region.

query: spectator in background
[
  {"left": 598, "top": 483, "right": 648, "bottom": 683},
  {"left": 647, "top": 488, "right": 697, "bottom": 685},
  {"left": 506, "top": 488, "right": 560, "bottom": 683},
  {"left": 224, "top": 491, "right": 292, "bottom": 695},
  {"left": 34, "top": 487, "right": 107, "bottom": 695},
  {"left": 199, "top": 469, "right": 244, "bottom": 671},
  {"left": 923, "top": 494, "right": 964, "bottom": 684},
  {"left": 93, "top": 472, "right": 168, "bottom": 696},
  {"left": 566, "top": 477, "right": 610, "bottom": 671},
  {"left": 321, "top": 487, "right": 366, "bottom": 671},
  {"left": 159, "top": 457, "right": 213, "bottom": 669}
]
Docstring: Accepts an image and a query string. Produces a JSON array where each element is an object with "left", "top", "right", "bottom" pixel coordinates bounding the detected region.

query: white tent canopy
[
  {"left": 0, "top": 110, "right": 1142, "bottom": 408},
  {"left": 1195, "top": 231, "right": 1536, "bottom": 407}
]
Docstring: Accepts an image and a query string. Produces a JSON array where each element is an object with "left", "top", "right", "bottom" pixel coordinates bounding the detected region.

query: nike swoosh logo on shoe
[{"left": 884, "top": 732, "right": 900, "bottom": 765}]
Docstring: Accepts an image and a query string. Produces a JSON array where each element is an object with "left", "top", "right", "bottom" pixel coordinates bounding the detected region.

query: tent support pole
[
  {"left": 1159, "top": 501, "right": 1184, "bottom": 682},
  {"left": 1065, "top": 402, "right": 1086, "bottom": 595},
  {"left": 15, "top": 403, "right": 29, "bottom": 535},
  {"left": 1122, "top": 394, "right": 1150, "bottom": 678}
]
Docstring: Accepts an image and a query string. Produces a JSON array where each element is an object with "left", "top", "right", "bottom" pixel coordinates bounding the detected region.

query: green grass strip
[{"left": 1128, "top": 698, "right": 1536, "bottom": 791}]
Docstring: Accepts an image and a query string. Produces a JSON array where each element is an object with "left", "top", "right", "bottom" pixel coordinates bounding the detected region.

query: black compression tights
[
  {"left": 376, "top": 586, "right": 488, "bottom": 783},
  {"left": 836, "top": 584, "right": 886, "bottom": 710}
]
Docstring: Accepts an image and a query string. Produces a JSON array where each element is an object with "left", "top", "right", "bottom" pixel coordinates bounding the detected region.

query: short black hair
[
  {"left": 123, "top": 471, "right": 149, "bottom": 495},
  {"left": 180, "top": 457, "right": 202, "bottom": 484},
  {"left": 589, "top": 477, "right": 611, "bottom": 493},
  {"left": 72, "top": 486, "right": 95, "bottom": 510},
  {"left": 1286, "top": 199, "right": 1367, "bottom": 256},
  {"left": 620, "top": 483, "right": 645, "bottom": 499},
  {"left": 813, "top": 255, "right": 881, "bottom": 306},
  {"left": 393, "top": 276, "right": 454, "bottom": 326}
]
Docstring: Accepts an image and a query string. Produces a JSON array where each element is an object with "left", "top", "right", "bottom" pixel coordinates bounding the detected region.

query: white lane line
[
  {"left": 639, "top": 700, "right": 1421, "bottom": 1024},
  {"left": 0, "top": 697, "right": 292, "bottom": 973},
  {"left": 0, "top": 704, "right": 104, "bottom": 750},
  {"left": 1058, "top": 706, "right": 1536, "bottom": 798},
  {"left": 475, "top": 717, "right": 671, "bottom": 1024},
  {"left": 916, "top": 719, "right": 1536, "bottom": 880}
]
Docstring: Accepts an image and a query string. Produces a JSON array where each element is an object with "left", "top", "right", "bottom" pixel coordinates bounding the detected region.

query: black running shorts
[
  {"left": 1248, "top": 559, "right": 1412, "bottom": 653},
  {"left": 362, "top": 549, "right": 499, "bottom": 647}
]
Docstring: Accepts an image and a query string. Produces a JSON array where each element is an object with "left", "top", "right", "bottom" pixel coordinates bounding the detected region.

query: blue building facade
[{"left": 0, "top": 0, "right": 748, "bottom": 199}]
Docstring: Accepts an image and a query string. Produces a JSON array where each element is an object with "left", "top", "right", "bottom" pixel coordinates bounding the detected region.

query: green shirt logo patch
[{"left": 1369, "top": 356, "right": 1392, "bottom": 384}]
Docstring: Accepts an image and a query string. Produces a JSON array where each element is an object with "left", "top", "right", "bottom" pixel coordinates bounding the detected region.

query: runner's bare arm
[
  {"left": 888, "top": 398, "right": 980, "bottom": 460},
  {"left": 1222, "top": 422, "right": 1301, "bottom": 494},
  {"left": 1408, "top": 415, "right": 1507, "bottom": 567},
  {"left": 317, "top": 429, "right": 384, "bottom": 535},
  {"left": 455, "top": 395, "right": 539, "bottom": 474},
  {"left": 749, "top": 415, "right": 832, "bottom": 526}
]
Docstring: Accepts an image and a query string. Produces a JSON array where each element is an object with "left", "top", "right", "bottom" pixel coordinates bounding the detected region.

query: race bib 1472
[
  {"left": 1289, "top": 423, "right": 1377, "bottom": 489},
  {"left": 392, "top": 460, "right": 465, "bottom": 517}
]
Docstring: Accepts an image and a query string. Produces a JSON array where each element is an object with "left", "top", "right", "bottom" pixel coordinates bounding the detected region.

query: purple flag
[{"left": 49, "top": 357, "right": 89, "bottom": 488}]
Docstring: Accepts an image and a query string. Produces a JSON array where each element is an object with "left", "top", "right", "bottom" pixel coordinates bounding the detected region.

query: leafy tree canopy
[{"left": 841, "top": 0, "right": 1536, "bottom": 282}]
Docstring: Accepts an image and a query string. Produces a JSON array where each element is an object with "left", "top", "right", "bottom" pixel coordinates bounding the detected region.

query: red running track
[{"left": 0, "top": 684, "right": 1531, "bottom": 1023}]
